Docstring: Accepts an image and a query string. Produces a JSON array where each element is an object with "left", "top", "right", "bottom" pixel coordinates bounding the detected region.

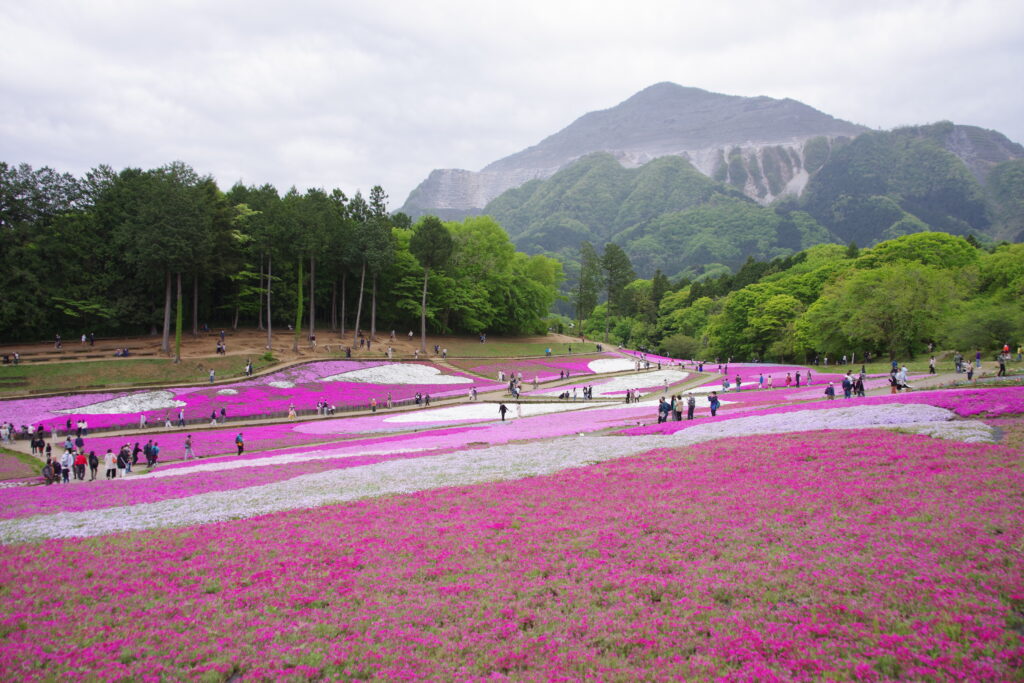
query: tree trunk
[
  {"left": 575, "top": 284, "right": 582, "bottom": 335},
  {"left": 370, "top": 273, "right": 377, "bottom": 340},
  {"left": 308, "top": 254, "right": 316, "bottom": 341},
  {"left": 420, "top": 267, "right": 429, "bottom": 352},
  {"left": 175, "top": 272, "right": 183, "bottom": 363},
  {"left": 233, "top": 306, "right": 239, "bottom": 330},
  {"left": 603, "top": 286, "right": 611, "bottom": 343},
  {"left": 330, "top": 279, "right": 337, "bottom": 331},
  {"left": 258, "top": 253, "right": 264, "bottom": 331},
  {"left": 266, "top": 255, "right": 273, "bottom": 350},
  {"left": 340, "top": 272, "right": 347, "bottom": 336},
  {"left": 192, "top": 274, "right": 198, "bottom": 336},
  {"left": 292, "top": 259, "right": 303, "bottom": 353},
  {"left": 352, "top": 261, "right": 366, "bottom": 346},
  {"left": 161, "top": 271, "right": 172, "bottom": 353}
]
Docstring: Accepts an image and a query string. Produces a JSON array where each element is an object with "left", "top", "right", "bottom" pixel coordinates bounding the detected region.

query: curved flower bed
[
  {"left": 0, "top": 429, "right": 1021, "bottom": 679},
  {"left": 0, "top": 361, "right": 500, "bottom": 432},
  {"left": 443, "top": 354, "right": 620, "bottom": 380},
  {"left": 0, "top": 402, "right": 993, "bottom": 540},
  {"left": 622, "top": 386, "right": 1024, "bottom": 436},
  {"left": 529, "top": 369, "right": 690, "bottom": 398}
]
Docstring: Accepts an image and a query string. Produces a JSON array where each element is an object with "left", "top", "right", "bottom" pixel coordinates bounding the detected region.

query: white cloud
[{"left": 1, "top": 0, "right": 1022, "bottom": 205}]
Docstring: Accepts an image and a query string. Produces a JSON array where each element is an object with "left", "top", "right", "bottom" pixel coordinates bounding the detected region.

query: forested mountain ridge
[
  {"left": 484, "top": 121, "right": 1024, "bottom": 282},
  {"left": 486, "top": 152, "right": 832, "bottom": 279},
  {"left": 400, "top": 82, "right": 866, "bottom": 217}
]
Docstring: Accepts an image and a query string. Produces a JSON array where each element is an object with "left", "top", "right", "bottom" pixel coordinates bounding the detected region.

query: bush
[{"left": 661, "top": 333, "right": 702, "bottom": 360}]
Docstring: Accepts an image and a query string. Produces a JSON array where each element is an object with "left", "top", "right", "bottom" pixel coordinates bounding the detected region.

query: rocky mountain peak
[{"left": 400, "top": 83, "right": 866, "bottom": 218}]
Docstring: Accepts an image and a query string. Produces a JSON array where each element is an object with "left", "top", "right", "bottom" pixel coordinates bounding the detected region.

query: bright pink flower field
[{"left": 0, "top": 429, "right": 1021, "bottom": 680}]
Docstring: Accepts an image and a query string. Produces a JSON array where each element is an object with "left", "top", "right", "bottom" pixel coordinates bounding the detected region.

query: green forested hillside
[
  {"left": 486, "top": 153, "right": 815, "bottom": 280},
  {"left": 987, "top": 159, "right": 1024, "bottom": 242},
  {"left": 580, "top": 232, "right": 1024, "bottom": 361},
  {"left": 0, "top": 162, "right": 562, "bottom": 343},
  {"left": 801, "top": 129, "right": 991, "bottom": 243},
  {"left": 484, "top": 124, "right": 1023, "bottom": 287}
]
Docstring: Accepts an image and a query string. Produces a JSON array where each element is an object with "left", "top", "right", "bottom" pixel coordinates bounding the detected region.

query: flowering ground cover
[
  {"left": 623, "top": 386, "right": 1024, "bottom": 435},
  {"left": 0, "top": 402, "right": 994, "bottom": 541},
  {"left": 0, "top": 451, "right": 37, "bottom": 481},
  {"left": 445, "top": 353, "right": 621, "bottom": 380},
  {"left": 0, "top": 428, "right": 1021, "bottom": 679},
  {"left": 0, "top": 445, "right": 468, "bottom": 521},
  {"left": 0, "top": 360, "right": 500, "bottom": 432},
  {"left": 985, "top": 416, "right": 1024, "bottom": 450},
  {"left": 528, "top": 368, "right": 691, "bottom": 398}
]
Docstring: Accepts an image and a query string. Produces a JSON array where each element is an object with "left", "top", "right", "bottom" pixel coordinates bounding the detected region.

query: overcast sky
[{"left": 3, "top": 0, "right": 1022, "bottom": 207}]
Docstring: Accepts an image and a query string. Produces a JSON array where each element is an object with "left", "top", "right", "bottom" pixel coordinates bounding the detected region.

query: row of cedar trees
[{"left": 0, "top": 161, "right": 533, "bottom": 358}]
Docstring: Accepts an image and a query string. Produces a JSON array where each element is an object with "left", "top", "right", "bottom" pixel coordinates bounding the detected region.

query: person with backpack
[
  {"left": 87, "top": 451, "right": 99, "bottom": 481},
  {"left": 60, "top": 450, "right": 72, "bottom": 483},
  {"left": 235, "top": 433, "right": 244, "bottom": 456},
  {"left": 115, "top": 448, "right": 128, "bottom": 478},
  {"left": 707, "top": 392, "right": 720, "bottom": 417},
  {"left": 657, "top": 397, "right": 670, "bottom": 423}
]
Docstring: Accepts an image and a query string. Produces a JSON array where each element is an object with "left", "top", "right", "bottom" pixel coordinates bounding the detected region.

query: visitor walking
[
  {"left": 498, "top": 404, "right": 508, "bottom": 421},
  {"left": 235, "top": 433, "right": 244, "bottom": 456},
  {"left": 104, "top": 449, "right": 116, "bottom": 480},
  {"left": 686, "top": 393, "right": 696, "bottom": 420},
  {"left": 88, "top": 451, "right": 99, "bottom": 481},
  {"left": 184, "top": 434, "right": 194, "bottom": 460}
]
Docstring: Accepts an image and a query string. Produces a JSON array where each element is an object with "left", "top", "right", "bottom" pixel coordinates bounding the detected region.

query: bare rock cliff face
[{"left": 400, "top": 83, "right": 866, "bottom": 217}]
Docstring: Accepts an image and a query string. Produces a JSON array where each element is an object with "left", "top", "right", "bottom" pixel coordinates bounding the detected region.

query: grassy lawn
[
  {"left": 0, "top": 356, "right": 273, "bottom": 397},
  {"left": 0, "top": 447, "right": 40, "bottom": 480},
  {"left": 441, "top": 339, "right": 604, "bottom": 358}
]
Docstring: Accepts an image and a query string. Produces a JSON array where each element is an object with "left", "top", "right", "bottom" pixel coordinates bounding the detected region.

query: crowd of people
[{"left": 39, "top": 437, "right": 164, "bottom": 485}]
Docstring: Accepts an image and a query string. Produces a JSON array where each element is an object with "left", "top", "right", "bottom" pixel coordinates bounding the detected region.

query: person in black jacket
[
  {"left": 88, "top": 451, "right": 99, "bottom": 481},
  {"left": 116, "top": 447, "right": 128, "bottom": 478}
]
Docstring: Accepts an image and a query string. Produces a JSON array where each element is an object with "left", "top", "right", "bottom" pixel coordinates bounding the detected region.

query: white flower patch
[
  {"left": 662, "top": 404, "right": 995, "bottom": 448},
  {"left": 324, "top": 364, "right": 471, "bottom": 385},
  {"left": 536, "top": 370, "right": 689, "bottom": 397},
  {"left": 142, "top": 446, "right": 434, "bottom": 479},
  {"left": 216, "top": 389, "right": 239, "bottom": 395},
  {"left": 890, "top": 420, "right": 996, "bottom": 443},
  {"left": 588, "top": 358, "right": 637, "bottom": 373},
  {"left": 268, "top": 381, "right": 295, "bottom": 389},
  {"left": 384, "top": 401, "right": 593, "bottom": 423},
  {"left": 1, "top": 402, "right": 994, "bottom": 543},
  {"left": 54, "top": 390, "right": 185, "bottom": 415}
]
